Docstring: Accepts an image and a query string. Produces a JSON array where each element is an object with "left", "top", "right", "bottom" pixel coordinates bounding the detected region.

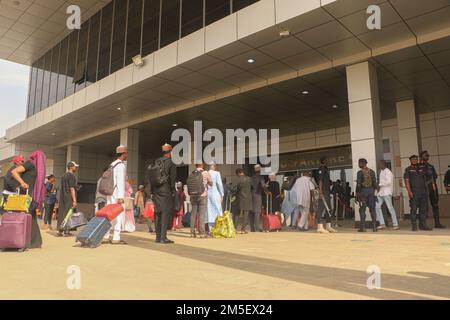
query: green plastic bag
[{"left": 211, "top": 211, "right": 236, "bottom": 239}]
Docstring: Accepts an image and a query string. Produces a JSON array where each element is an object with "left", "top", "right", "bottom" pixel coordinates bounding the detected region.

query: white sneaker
[
  {"left": 392, "top": 226, "right": 400, "bottom": 230},
  {"left": 325, "top": 223, "right": 338, "bottom": 233},
  {"left": 377, "top": 225, "right": 386, "bottom": 230},
  {"left": 317, "top": 224, "right": 330, "bottom": 234}
]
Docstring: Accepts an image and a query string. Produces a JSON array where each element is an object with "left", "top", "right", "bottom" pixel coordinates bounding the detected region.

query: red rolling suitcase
[
  {"left": 261, "top": 195, "right": 282, "bottom": 232},
  {"left": 95, "top": 203, "right": 124, "bottom": 221},
  {"left": 0, "top": 212, "right": 32, "bottom": 252}
]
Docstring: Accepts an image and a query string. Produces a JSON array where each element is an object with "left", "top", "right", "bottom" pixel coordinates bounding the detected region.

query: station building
[{"left": 1, "top": 0, "right": 450, "bottom": 219}]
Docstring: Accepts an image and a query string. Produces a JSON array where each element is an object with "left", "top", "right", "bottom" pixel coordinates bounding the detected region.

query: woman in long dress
[
  {"left": 8, "top": 150, "right": 47, "bottom": 249},
  {"left": 206, "top": 162, "right": 224, "bottom": 233}
]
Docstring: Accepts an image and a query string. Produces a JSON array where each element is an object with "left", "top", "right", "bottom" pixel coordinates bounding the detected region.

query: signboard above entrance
[{"left": 279, "top": 145, "right": 352, "bottom": 172}]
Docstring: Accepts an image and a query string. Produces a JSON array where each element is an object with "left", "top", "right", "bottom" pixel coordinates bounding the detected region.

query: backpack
[
  {"left": 98, "top": 162, "right": 123, "bottom": 196},
  {"left": 282, "top": 175, "right": 299, "bottom": 191},
  {"left": 147, "top": 159, "right": 169, "bottom": 188},
  {"left": 186, "top": 170, "right": 205, "bottom": 196}
]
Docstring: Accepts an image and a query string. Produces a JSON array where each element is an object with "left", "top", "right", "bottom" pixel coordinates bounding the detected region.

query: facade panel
[
  {"left": 160, "top": 0, "right": 180, "bottom": 48},
  {"left": 48, "top": 44, "right": 60, "bottom": 106},
  {"left": 57, "top": 37, "right": 69, "bottom": 102},
  {"left": 232, "top": 0, "right": 259, "bottom": 12},
  {"left": 142, "top": 0, "right": 161, "bottom": 56},
  {"left": 110, "top": 0, "right": 128, "bottom": 73},
  {"left": 126, "top": 0, "right": 143, "bottom": 64},
  {"left": 181, "top": 0, "right": 204, "bottom": 37},
  {"left": 206, "top": 0, "right": 231, "bottom": 26},
  {"left": 65, "top": 30, "right": 79, "bottom": 98},
  {"left": 86, "top": 12, "right": 101, "bottom": 85},
  {"left": 27, "top": 64, "right": 37, "bottom": 118},
  {"left": 41, "top": 51, "right": 52, "bottom": 110},
  {"left": 98, "top": 2, "right": 114, "bottom": 81},
  {"left": 33, "top": 57, "right": 44, "bottom": 115},
  {"left": 75, "top": 20, "right": 90, "bottom": 92}
]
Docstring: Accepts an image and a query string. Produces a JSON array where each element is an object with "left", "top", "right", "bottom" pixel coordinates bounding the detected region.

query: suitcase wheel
[{"left": 18, "top": 248, "right": 27, "bottom": 252}]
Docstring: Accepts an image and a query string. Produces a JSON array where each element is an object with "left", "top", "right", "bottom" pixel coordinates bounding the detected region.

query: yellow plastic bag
[
  {"left": 3, "top": 192, "right": 33, "bottom": 212},
  {"left": 211, "top": 211, "right": 236, "bottom": 239}
]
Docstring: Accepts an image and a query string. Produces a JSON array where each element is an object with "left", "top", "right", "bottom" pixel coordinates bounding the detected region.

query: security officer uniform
[
  {"left": 404, "top": 164, "right": 431, "bottom": 230},
  {"left": 420, "top": 161, "right": 446, "bottom": 228}
]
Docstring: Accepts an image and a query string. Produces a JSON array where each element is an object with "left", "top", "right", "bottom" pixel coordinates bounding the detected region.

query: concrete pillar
[
  {"left": 346, "top": 61, "right": 383, "bottom": 225},
  {"left": 120, "top": 128, "right": 139, "bottom": 190},
  {"left": 396, "top": 100, "right": 421, "bottom": 215},
  {"left": 66, "top": 145, "right": 80, "bottom": 179}
]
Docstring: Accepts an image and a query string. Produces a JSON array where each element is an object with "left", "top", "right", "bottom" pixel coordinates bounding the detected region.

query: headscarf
[{"left": 29, "top": 150, "right": 47, "bottom": 206}]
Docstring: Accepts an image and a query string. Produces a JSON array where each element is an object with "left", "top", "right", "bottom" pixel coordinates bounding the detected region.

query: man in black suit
[{"left": 150, "top": 144, "right": 177, "bottom": 244}]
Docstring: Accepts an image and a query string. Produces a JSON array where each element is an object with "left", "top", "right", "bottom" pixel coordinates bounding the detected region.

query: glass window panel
[
  {"left": 27, "top": 64, "right": 37, "bottom": 117},
  {"left": 41, "top": 51, "right": 52, "bottom": 110},
  {"left": 34, "top": 57, "right": 45, "bottom": 114},
  {"left": 98, "top": 2, "right": 114, "bottom": 81},
  {"left": 232, "top": 0, "right": 258, "bottom": 12},
  {"left": 48, "top": 44, "right": 60, "bottom": 106},
  {"left": 110, "top": 0, "right": 127, "bottom": 73},
  {"left": 142, "top": 0, "right": 160, "bottom": 56},
  {"left": 181, "top": 0, "right": 203, "bottom": 37},
  {"left": 66, "top": 30, "right": 79, "bottom": 97},
  {"left": 86, "top": 12, "right": 101, "bottom": 85},
  {"left": 75, "top": 20, "right": 89, "bottom": 91},
  {"left": 160, "top": 0, "right": 180, "bottom": 48},
  {"left": 57, "top": 36, "right": 69, "bottom": 102},
  {"left": 125, "top": 0, "right": 143, "bottom": 64},
  {"left": 206, "top": 0, "right": 230, "bottom": 26}
]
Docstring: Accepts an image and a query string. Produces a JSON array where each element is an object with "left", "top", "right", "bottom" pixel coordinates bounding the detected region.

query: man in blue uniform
[
  {"left": 404, "top": 155, "right": 433, "bottom": 231},
  {"left": 419, "top": 151, "right": 446, "bottom": 228}
]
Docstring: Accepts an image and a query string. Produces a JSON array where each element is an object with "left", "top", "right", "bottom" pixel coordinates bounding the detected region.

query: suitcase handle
[
  {"left": 15, "top": 189, "right": 29, "bottom": 195},
  {"left": 265, "top": 194, "right": 272, "bottom": 215}
]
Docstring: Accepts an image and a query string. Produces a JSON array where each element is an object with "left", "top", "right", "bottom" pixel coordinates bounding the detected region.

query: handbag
[
  {"left": 61, "top": 208, "right": 87, "bottom": 230},
  {"left": 3, "top": 190, "right": 33, "bottom": 212},
  {"left": 143, "top": 202, "right": 155, "bottom": 220}
]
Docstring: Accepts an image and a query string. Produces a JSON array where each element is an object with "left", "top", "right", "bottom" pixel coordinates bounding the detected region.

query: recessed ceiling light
[
  {"left": 116, "top": 107, "right": 122, "bottom": 111},
  {"left": 172, "top": 123, "right": 178, "bottom": 127},
  {"left": 302, "top": 90, "right": 309, "bottom": 95},
  {"left": 332, "top": 105, "right": 339, "bottom": 109},
  {"left": 247, "top": 58, "right": 256, "bottom": 64},
  {"left": 51, "top": 133, "right": 56, "bottom": 136}
]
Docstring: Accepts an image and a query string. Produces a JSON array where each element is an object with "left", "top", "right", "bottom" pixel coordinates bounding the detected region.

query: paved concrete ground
[{"left": 1, "top": 218, "right": 449, "bottom": 300}]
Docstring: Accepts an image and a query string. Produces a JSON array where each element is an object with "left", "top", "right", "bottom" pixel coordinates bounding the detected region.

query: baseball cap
[
  {"left": 12, "top": 155, "right": 25, "bottom": 165},
  {"left": 67, "top": 161, "right": 80, "bottom": 169}
]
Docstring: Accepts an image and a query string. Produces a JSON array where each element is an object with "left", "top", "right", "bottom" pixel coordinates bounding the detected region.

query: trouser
[
  {"left": 249, "top": 211, "right": 261, "bottom": 232},
  {"left": 155, "top": 208, "right": 172, "bottom": 241},
  {"left": 172, "top": 215, "right": 182, "bottom": 229},
  {"left": 236, "top": 210, "right": 250, "bottom": 232},
  {"left": 44, "top": 202, "right": 55, "bottom": 225},
  {"left": 291, "top": 206, "right": 300, "bottom": 227},
  {"left": 428, "top": 187, "right": 440, "bottom": 220},
  {"left": 146, "top": 217, "right": 155, "bottom": 232},
  {"left": 317, "top": 193, "right": 332, "bottom": 224},
  {"left": 190, "top": 196, "right": 207, "bottom": 235},
  {"left": 359, "top": 188, "right": 376, "bottom": 226},
  {"left": 298, "top": 205, "right": 310, "bottom": 229},
  {"left": 376, "top": 195, "right": 398, "bottom": 227},
  {"left": 333, "top": 195, "right": 344, "bottom": 219},
  {"left": 104, "top": 212, "right": 125, "bottom": 241},
  {"left": 410, "top": 193, "right": 428, "bottom": 226}
]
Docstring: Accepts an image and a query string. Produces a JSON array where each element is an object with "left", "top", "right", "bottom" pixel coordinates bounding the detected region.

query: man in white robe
[
  {"left": 294, "top": 172, "right": 316, "bottom": 231},
  {"left": 103, "top": 145, "right": 128, "bottom": 244}
]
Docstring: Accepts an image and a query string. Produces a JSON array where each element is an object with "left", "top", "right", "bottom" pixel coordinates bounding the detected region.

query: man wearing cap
[
  {"left": 150, "top": 144, "right": 177, "bottom": 244},
  {"left": 316, "top": 156, "right": 337, "bottom": 233},
  {"left": 404, "top": 155, "right": 432, "bottom": 231},
  {"left": 57, "top": 161, "right": 79, "bottom": 236},
  {"left": 419, "top": 151, "right": 446, "bottom": 228},
  {"left": 103, "top": 146, "right": 128, "bottom": 244}
]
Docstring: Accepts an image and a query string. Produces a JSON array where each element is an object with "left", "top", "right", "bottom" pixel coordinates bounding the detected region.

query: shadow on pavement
[{"left": 121, "top": 233, "right": 450, "bottom": 300}]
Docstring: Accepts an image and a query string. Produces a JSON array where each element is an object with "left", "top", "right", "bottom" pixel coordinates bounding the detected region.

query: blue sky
[{"left": 0, "top": 59, "right": 29, "bottom": 137}]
